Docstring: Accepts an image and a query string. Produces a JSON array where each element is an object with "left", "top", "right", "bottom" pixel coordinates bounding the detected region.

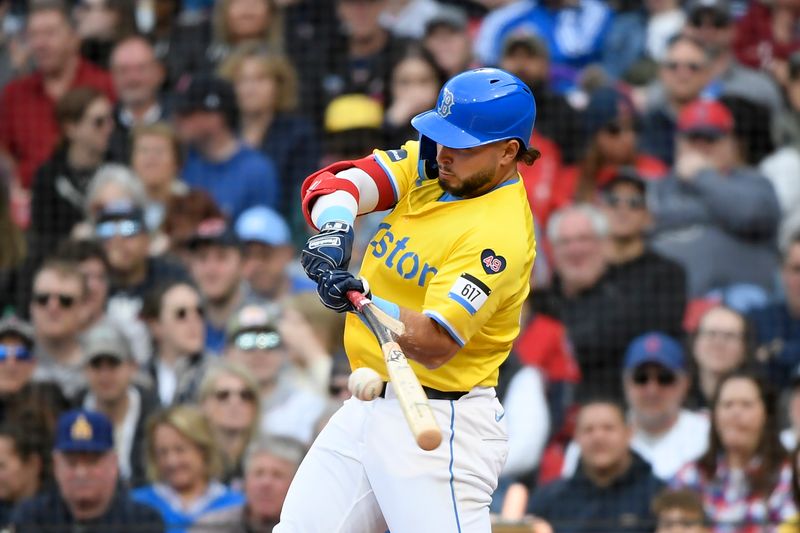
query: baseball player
[{"left": 275, "top": 68, "right": 538, "bottom": 533}]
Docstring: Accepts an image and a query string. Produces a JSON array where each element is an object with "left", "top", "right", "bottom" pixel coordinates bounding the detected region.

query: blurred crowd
[{"left": 0, "top": 0, "right": 800, "bottom": 531}]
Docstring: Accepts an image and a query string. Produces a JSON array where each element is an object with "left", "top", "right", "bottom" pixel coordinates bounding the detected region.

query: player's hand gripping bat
[{"left": 347, "top": 291, "right": 442, "bottom": 451}]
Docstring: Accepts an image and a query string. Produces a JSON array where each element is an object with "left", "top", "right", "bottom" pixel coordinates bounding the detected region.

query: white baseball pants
[{"left": 274, "top": 385, "right": 508, "bottom": 533}]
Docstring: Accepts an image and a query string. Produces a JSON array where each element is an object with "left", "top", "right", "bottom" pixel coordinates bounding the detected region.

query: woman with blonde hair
[
  {"left": 219, "top": 42, "right": 319, "bottom": 240},
  {"left": 133, "top": 405, "right": 244, "bottom": 532},
  {"left": 198, "top": 361, "right": 261, "bottom": 486}
]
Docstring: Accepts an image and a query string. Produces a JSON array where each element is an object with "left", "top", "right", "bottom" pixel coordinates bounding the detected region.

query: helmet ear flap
[{"left": 419, "top": 134, "right": 437, "bottom": 162}]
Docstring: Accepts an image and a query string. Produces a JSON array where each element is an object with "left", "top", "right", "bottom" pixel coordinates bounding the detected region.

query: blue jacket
[
  {"left": 748, "top": 302, "right": 800, "bottom": 388},
  {"left": 181, "top": 144, "right": 279, "bottom": 222},
  {"left": 133, "top": 482, "right": 244, "bottom": 533},
  {"left": 528, "top": 452, "right": 663, "bottom": 532}
]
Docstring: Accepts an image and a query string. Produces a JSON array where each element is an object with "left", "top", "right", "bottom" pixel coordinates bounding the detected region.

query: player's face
[
  {"left": 436, "top": 141, "right": 514, "bottom": 198},
  {"left": 245, "top": 452, "right": 297, "bottom": 521}
]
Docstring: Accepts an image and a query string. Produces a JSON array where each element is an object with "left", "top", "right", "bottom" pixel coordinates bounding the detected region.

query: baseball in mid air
[{"left": 348, "top": 367, "right": 383, "bottom": 401}]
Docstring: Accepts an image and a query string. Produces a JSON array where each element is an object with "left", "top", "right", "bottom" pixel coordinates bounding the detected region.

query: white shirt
[
  {"left": 157, "top": 360, "right": 178, "bottom": 406},
  {"left": 562, "top": 409, "right": 710, "bottom": 480}
]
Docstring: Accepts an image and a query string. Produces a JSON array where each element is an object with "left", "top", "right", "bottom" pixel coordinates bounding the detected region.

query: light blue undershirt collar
[{"left": 438, "top": 177, "right": 519, "bottom": 202}]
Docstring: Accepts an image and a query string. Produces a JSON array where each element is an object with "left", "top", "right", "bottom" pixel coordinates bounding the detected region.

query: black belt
[{"left": 378, "top": 382, "right": 469, "bottom": 401}]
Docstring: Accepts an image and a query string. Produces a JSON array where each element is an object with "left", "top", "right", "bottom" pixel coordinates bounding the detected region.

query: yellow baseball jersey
[{"left": 344, "top": 140, "right": 536, "bottom": 391}]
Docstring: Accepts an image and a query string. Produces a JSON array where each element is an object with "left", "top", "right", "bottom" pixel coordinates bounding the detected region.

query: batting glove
[
  {"left": 316, "top": 269, "right": 369, "bottom": 313},
  {"left": 300, "top": 221, "right": 355, "bottom": 283}
]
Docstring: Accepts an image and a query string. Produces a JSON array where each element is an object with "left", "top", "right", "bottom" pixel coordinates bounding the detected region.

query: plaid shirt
[{"left": 671, "top": 457, "right": 796, "bottom": 533}]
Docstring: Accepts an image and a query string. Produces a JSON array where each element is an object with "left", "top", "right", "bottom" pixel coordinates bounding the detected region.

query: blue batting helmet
[{"left": 411, "top": 68, "right": 536, "bottom": 155}]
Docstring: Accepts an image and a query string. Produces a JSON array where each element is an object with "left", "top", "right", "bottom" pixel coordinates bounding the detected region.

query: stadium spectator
[
  {"left": 640, "top": 35, "right": 712, "bottom": 166},
  {"left": 176, "top": 75, "right": 279, "bottom": 221},
  {"left": 671, "top": 371, "right": 795, "bottom": 533},
  {"left": 0, "top": 421, "right": 51, "bottom": 527},
  {"left": 499, "top": 33, "right": 584, "bottom": 164},
  {"left": 686, "top": 305, "right": 754, "bottom": 412},
  {"left": 750, "top": 233, "right": 800, "bottom": 388},
  {"left": 198, "top": 361, "right": 260, "bottom": 485},
  {"left": 79, "top": 320, "right": 158, "bottom": 488},
  {"left": 0, "top": 314, "right": 69, "bottom": 428},
  {"left": 474, "top": 0, "right": 614, "bottom": 92},
  {"left": 652, "top": 489, "right": 711, "bottom": 533},
  {"left": 29, "top": 259, "right": 89, "bottom": 401},
  {"left": 133, "top": 405, "right": 244, "bottom": 532},
  {"left": 683, "top": 0, "right": 783, "bottom": 114},
  {"left": 108, "top": 36, "right": 169, "bottom": 163},
  {"left": 161, "top": 190, "right": 226, "bottom": 262},
  {"left": 82, "top": 164, "right": 150, "bottom": 248},
  {"left": 562, "top": 333, "right": 708, "bottom": 481},
  {"left": 526, "top": 400, "right": 664, "bottom": 532},
  {"left": 649, "top": 100, "right": 781, "bottom": 297},
  {"left": 599, "top": 170, "right": 686, "bottom": 336},
  {"left": 780, "top": 366, "right": 800, "bottom": 451},
  {"left": 186, "top": 218, "right": 257, "bottom": 354},
  {"left": 560, "top": 87, "right": 667, "bottom": 206},
  {"left": 0, "top": 1, "right": 26, "bottom": 92},
  {"left": 0, "top": 0, "right": 115, "bottom": 189},
  {"left": 224, "top": 304, "right": 325, "bottom": 445},
  {"left": 545, "top": 204, "right": 670, "bottom": 400},
  {"left": 641, "top": 0, "right": 686, "bottom": 64},
  {"left": 733, "top": 0, "right": 800, "bottom": 79},
  {"left": 74, "top": 0, "right": 137, "bottom": 69},
  {"left": 141, "top": 280, "right": 210, "bottom": 406},
  {"left": 130, "top": 123, "right": 187, "bottom": 236},
  {"left": 29, "top": 87, "right": 114, "bottom": 261},
  {"left": 321, "top": 93, "right": 385, "bottom": 163},
  {"left": 776, "top": 51, "right": 800, "bottom": 151},
  {"left": 98, "top": 200, "right": 187, "bottom": 364},
  {"left": 54, "top": 239, "right": 111, "bottom": 330},
  {"left": 0, "top": 160, "right": 25, "bottom": 307},
  {"left": 383, "top": 44, "right": 445, "bottom": 148},
  {"left": 10, "top": 409, "right": 163, "bottom": 531},
  {"left": 190, "top": 434, "right": 306, "bottom": 532},
  {"left": 235, "top": 206, "right": 314, "bottom": 302},
  {"left": 218, "top": 44, "right": 320, "bottom": 235},
  {"left": 422, "top": 6, "right": 475, "bottom": 78},
  {"left": 379, "top": 0, "right": 441, "bottom": 40}
]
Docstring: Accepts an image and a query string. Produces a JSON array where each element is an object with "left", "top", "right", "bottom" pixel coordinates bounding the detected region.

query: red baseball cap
[{"left": 677, "top": 100, "right": 734, "bottom": 137}]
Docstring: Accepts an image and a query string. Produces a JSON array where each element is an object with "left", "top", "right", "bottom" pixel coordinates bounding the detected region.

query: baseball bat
[{"left": 347, "top": 291, "right": 442, "bottom": 451}]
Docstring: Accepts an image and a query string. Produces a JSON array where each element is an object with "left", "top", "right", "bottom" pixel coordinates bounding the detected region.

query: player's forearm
[{"left": 397, "top": 308, "right": 460, "bottom": 370}]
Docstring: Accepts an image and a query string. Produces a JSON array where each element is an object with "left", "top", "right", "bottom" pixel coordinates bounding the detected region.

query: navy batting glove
[
  {"left": 300, "top": 221, "right": 355, "bottom": 283},
  {"left": 316, "top": 269, "right": 368, "bottom": 313}
]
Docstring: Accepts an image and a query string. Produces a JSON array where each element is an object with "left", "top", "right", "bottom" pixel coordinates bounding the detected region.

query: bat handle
[{"left": 346, "top": 290, "right": 370, "bottom": 312}]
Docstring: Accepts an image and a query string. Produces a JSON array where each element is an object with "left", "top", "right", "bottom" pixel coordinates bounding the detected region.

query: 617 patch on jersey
[{"left": 448, "top": 273, "right": 491, "bottom": 316}]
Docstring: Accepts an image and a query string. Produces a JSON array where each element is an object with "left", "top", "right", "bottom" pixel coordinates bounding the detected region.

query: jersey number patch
[
  {"left": 480, "top": 249, "right": 506, "bottom": 275},
  {"left": 448, "top": 273, "right": 491, "bottom": 315}
]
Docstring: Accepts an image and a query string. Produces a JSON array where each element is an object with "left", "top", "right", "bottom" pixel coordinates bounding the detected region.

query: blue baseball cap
[
  {"left": 235, "top": 206, "right": 291, "bottom": 247},
  {"left": 54, "top": 410, "right": 114, "bottom": 453},
  {"left": 624, "top": 333, "right": 686, "bottom": 373}
]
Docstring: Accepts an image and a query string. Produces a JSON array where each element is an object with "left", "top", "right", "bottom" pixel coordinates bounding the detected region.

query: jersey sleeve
[
  {"left": 371, "top": 140, "right": 424, "bottom": 204},
  {"left": 421, "top": 229, "right": 531, "bottom": 347}
]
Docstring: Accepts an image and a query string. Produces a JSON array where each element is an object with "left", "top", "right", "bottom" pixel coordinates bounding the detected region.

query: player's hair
[
  {"left": 516, "top": 145, "right": 541, "bottom": 166},
  {"left": 144, "top": 405, "right": 224, "bottom": 483},
  {"left": 546, "top": 203, "right": 609, "bottom": 244},
  {"left": 243, "top": 434, "right": 307, "bottom": 474},
  {"left": 33, "top": 258, "right": 88, "bottom": 299},
  {"left": 218, "top": 43, "right": 298, "bottom": 113},
  {"left": 131, "top": 122, "right": 184, "bottom": 168},
  {"left": 651, "top": 488, "right": 707, "bottom": 522},
  {"left": 198, "top": 361, "right": 261, "bottom": 445}
]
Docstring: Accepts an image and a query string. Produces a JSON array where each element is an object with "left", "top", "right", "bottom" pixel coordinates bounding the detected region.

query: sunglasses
[
  {"left": 631, "top": 368, "right": 677, "bottom": 387},
  {"left": 174, "top": 305, "right": 204, "bottom": 321},
  {"left": 689, "top": 11, "right": 730, "bottom": 29},
  {"left": 663, "top": 61, "right": 704, "bottom": 73},
  {"left": 234, "top": 331, "right": 281, "bottom": 351},
  {"left": 33, "top": 292, "right": 76, "bottom": 308},
  {"left": 213, "top": 388, "right": 256, "bottom": 403},
  {"left": 95, "top": 220, "right": 144, "bottom": 240},
  {"left": 88, "top": 355, "right": 123, "bottom": 370},
  {"left": 0, "top": 346, "right": 33, "bottom": 362},
  {"left": 604, "top": 193, "right": 645, "bottom": 210}
]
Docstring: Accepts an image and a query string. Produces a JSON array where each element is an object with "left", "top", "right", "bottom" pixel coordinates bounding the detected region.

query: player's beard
[{"left": 438, "top": 168, "right": 495, "bottom": 198}]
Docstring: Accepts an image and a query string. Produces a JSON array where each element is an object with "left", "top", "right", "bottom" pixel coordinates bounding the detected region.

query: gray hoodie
[{"left": 649, "top": 167, "right": 780, "bottom": 297}]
